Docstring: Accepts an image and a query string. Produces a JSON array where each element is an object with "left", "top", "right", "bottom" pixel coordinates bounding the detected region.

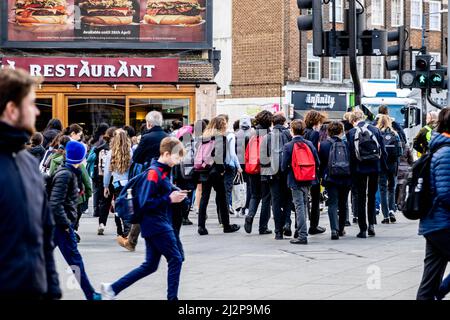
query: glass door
[
  {"left": 67, "top": 97, "right": 126, "bottom": 137},
  {"left": 128, "top": 97, "right": 191, "bottom": 133},
  {"left": 36, "top": 97, "right": 55, "bottom": 132}
]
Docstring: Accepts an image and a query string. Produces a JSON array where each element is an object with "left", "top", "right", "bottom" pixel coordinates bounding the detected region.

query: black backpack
[
  {"left": 327, "top": 138, "right": 351, "bottom": 178},
  {"left": 354, "top": 124, "right": 381, "bottom": 161},
  {"left": 382, "top": 129, "right": 401, "bottom": 161},
  {"left": 402, "top": 143, "right": 450, "bottom": 220}
]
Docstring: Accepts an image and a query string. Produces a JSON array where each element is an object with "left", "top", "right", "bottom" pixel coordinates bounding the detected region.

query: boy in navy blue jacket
[
  {"left": 282, "top": 120, "right": 320, "bottom": 245},
  {"left": 101, "top": 137, "right": 188, "bottom": 300}
]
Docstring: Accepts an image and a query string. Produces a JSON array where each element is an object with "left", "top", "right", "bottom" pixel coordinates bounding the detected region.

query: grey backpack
[{"left": 354, "top": 124, "right": 381, "bottom": 161}]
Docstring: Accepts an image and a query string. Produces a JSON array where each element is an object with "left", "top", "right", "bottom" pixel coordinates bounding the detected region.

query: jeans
[
  {"left": 417, "top": 229, "right": 450, "bottom": 300},
  {"left": 269, "top": 175, "right": 293, "bottom": 233},
  {"left": 199, "top": 173, "right": 230, "bottom": 229},
  {"left": 248, "top": 174, "right": 271, "bottom": 232},
  {"left": 351, "top": 183, "right": 358, "bottom": 219},
  {"left": 379, "top": 172, "right": 397, "bottom": 219},
  {"left": 112, "top": 231, "right": 183, "bottom": 300},
  {"left": 354, "top": 173, "right": 379, "bottom": 232},
  {"left": 54, "top": 226, "right": 96, "bottom": 300},
  {"left": 326, "top": 184, "right": 350, "bottom": 232},
  {"left": 224, "top": 165, "right": 237, "bottom": 207},
  {"left": 292, "top": 187, "right": 310, "bottom": 240},
  {"left": 309, "top": 184, "right": 321, "bottom": 229}
]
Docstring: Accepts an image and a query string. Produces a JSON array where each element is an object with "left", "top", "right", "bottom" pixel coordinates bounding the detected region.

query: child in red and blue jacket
[{"left": 101, "top": 137, "right": 188, "bottom": 300}]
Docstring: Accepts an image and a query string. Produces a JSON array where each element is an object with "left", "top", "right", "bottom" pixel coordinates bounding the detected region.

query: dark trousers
[
  {"left": 242, "top": 171, "right": 251, "bottom": 210},
  {"left": 354, "top": 173, "right": 379, "bottom": 232},
  {"left": 417, "top": 229, "right": 450, "bottom": 300},
  {"left": 309, "top": 183, "right": 321, "bottom": 229},
  {"left": 248, "top": 174, "right": 271, "bottom": 232},
  {"left": 224, "top": 165, "right": 237, "bottom": 207},
  {"left": 113, "top": 187, "right": 131, "bottom": 237},
  {"left": 92, "top": 179, "right": 102, "bottom": 217},
  {"left": 99, "top": 183, "right": 113, "bottom": 226},
  {"left": 269, "top": 175, "right": 292, "bottom": 233},
  {"left": 198, "top": 173, "right": 230, "bottom": 229},
  {"left": 326, "top": 184, "right": 350, "bottom": 232},
  {"left": 111, "top": 231, "right": 183, "bottom": 300},
  {"left": 54, "top": 226, "right": 96, "bottom": 300}
]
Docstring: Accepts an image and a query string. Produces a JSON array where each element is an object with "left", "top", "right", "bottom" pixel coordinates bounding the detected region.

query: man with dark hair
[
  {"left": 0, "top": 68, "right": 61, "bottom": 299},
  {"left": 374, "top": 105, "right": 407, "bottom": 144},
  {"left": 261, "top": 112, "right": 293, "bottom": 239},
  {"left": 245, "top": 110, "right": 273, "bottom": 235}
]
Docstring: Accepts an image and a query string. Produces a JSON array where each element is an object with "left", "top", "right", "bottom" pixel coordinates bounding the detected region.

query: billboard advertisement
[{"left": 0, "top": 0, "right": 212, "bottom": 49}]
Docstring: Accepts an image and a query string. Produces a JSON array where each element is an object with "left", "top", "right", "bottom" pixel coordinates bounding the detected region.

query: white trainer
[
  {"left": 97, "top": 223, "right": 105, "bottom": 235},
  {"left": 100, "top": 283, "right": 116, "bottom": 300}
]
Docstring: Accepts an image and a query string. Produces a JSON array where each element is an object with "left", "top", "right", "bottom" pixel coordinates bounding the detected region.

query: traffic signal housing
[
  {"left": 297, "top": 0, "right": 323, "bottom": 56},
  {"left": 415, "top": 54, "right": 432, "bottom": 88},
  {"left": 385, "top": 26, "right": 405, "bottom": 73}
]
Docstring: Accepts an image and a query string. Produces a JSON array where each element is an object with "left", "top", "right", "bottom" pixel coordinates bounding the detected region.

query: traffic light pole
[
  {"left": 421, "top": 89, "right": 428, "bottom": 127},
  {"left": 348, "top": 0, "right": 361, "bottom": 106}
]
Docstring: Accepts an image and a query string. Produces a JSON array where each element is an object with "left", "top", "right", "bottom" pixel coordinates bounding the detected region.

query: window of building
[
  {"left": 371, "top": 56, "right": 384, "bottom": 79},
  {"left": 391, "top": 0, "right": 403, "bottom": 26},
  {"left": 329, "top": 0, "right": 344, "bottom": 23},
  {"left": 411, "top": 0, "right": 423, "bottom": 29},
  {"left": 307, "top": 43, "right": 321, "bottom": 81},
  {"left": 429, "top": 1, "right": 441, "bottom": 31},
  {"left": 371, "top": 0, "right": 384, "bottom": 25},
  {"left": 329, "top": 57, "right": 343, "bottom": 82}
]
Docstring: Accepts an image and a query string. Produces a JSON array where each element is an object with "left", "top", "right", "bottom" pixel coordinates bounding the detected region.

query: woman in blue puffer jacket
[{"left": 417, "top": 108, "right": 450, "bottom": 300}]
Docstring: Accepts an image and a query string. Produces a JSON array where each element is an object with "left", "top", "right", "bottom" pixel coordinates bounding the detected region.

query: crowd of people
[{"left": 1, "top": 68, "right": 450, "bottom": 301}]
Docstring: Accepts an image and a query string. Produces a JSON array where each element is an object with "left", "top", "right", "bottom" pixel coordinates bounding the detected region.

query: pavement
[{"left": 56, "top": 201, "right": 449, "bottom": 300}]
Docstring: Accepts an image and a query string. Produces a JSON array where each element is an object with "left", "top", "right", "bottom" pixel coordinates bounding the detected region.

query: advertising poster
[{"left": 1, "top": 0, "right": 211, "bottom": 49}]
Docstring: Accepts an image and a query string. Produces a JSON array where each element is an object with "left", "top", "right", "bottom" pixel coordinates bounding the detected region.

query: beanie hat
[{"left": 65, "top": 141, "right": 87, "bottom": 165}]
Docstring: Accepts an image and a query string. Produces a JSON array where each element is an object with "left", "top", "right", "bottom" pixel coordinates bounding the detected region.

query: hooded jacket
[
  {"left": 0, "top": 122, "right": 60, "bottom": 299},
  {"left": 235, "top": 116, "right": 255, "bottom": 165},
  {"left": 419, "top": 132, "right": 450, "bottom": 236},
  {"left": 28, "top": 144, "right": 46, "bottom": 163}
]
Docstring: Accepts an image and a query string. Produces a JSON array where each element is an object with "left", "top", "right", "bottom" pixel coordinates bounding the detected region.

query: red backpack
[
  {"left": 291, "top": 142, "right": 316, "bottom": 182},
  {"left": 245, "top": 135, "right": 262, "bottom": 174}
]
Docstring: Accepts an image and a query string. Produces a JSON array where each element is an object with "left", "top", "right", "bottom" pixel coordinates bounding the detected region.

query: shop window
[
  {"left": 68, "top": 98, "right": 125, "bottom": 137},
  {"left": 36, "top": 98, "right": 53, "bottom": 133},
  {"left": 129, "top": 98, "right": 190, "bottom": 133}
]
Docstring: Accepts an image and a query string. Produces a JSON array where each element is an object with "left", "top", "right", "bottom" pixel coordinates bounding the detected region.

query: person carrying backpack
[
  {"left": 260, "top": 112, "right": 293, "bottom": 240},
  {"left": 27, "top": 132, "right": 46, "bottom": 163},
  {"left": 396, "top": 142, "right": 414, "bottom": 212},
  {"left": 348, "top": 109, "right": 388, "bottom": 238},
  {"left": 377, "top": 115, "right": 402, "bottom": 224},
  {"left": 195, "top": 117, "right": 240, "bottom": 236},
  {"left": 282, "top": 119, "right": 320, "bottom": 245},
  {"left": 414, "top": 111, "right": 439, "bottom": 155},
  {"left": 42, "top": 118, "right": 62, "bottom": 149},
  {"left": 416, "top": 108, "right": 450, "bottom": 300},
  {"left": 49, "top": 141, "right": 101, "bottom": 300},
  {"left": 244, "top": 110, "right": 273, "bottom": 235},
  {"left": 303, "top": 110, "right": 328, "bottom": 235},
  {"left": 235, "top": 115, "right": 255, "bottom": 216},
  {"left": 319, "top": 122, "right": 351, "bottom": 240},
  {"left": 373, "top": 105, "right": 407, "bottom": 144}
]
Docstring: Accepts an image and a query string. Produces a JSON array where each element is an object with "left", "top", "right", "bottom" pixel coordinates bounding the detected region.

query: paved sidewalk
[{"left": 56, "top": 207, "right": 448, "bottom": 300}]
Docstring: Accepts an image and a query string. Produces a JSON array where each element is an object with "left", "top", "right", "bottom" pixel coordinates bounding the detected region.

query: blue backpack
[{"left": 115, "top": 166, "right": 161, "bottom": 224}]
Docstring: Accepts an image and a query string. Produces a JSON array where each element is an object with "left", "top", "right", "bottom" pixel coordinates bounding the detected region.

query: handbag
[{"left": 232, "top": 172, "right": 246, "bottom": 211}]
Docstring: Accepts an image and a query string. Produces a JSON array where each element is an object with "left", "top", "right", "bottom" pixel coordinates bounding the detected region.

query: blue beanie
[{"left": 65, "top": 141, "right": 87, "bottom": 165}]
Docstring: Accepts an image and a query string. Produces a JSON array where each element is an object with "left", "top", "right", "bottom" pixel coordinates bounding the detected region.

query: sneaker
[
  {"left": 100, "top": 283, "right": 116, "bottom": 300},
  {"left": 244, "top": 216, "right": 253, "bottom": 234},
  {"left": 345, "top": 221, "right": 351, "bottom": 227},
  {"left": 356, "top": 231, "right": 367, "bottom": 238},
  {"left": 259, "top": 229, "right": 272, "bottom": 235},
  {"left": 389, "top": 212, "right": 397, "bottom": 223},
  {"left": 223, "top": 224, "right": 240, "bottom": 233},
  {"left": 97, "top": 223, "right": 105, "bottom": 235},
  {"left": 92, "top": 292, "right": 102, "bottom": 301},
  {"left": 331, "top": 230, "right": 339, "bottom": 240},
  {"left": 381, "top": 218, "right": 390, "bottom": 224},
  {"left": 198, "top": 226, "right": 208, "bottom": 235},
  {"left": 368, "top": 225, "right": 376, "bottom": 237},
  {"left": 290, "top": 238, "right": 308, "bottom": 245},
  {"left": 182, "top": 218, "right": 193, "bottom": 226},
  {"left": 308, "top": 226, "right": 326, "bottom": 235}
]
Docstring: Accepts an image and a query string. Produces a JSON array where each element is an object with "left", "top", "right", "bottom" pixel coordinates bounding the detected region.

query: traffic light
[
  {"left": 297, "top": 0, "right": 323, "bottom": 56},
  {"left": 415, "top": 54, "right": 432, "bottom": 88},
  {"left": 385, "top": 26, "right": 405, "bottom": 73}
]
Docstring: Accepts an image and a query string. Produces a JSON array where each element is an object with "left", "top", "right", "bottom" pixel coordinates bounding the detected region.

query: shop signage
[
  {"left": 0, "top": 57, "right": 179, "bottom": 82},
  {"left": 0, "top": 0, "right": 212, "bottom": 50},
  {"left": 291, "top": 91, "right": 348, "bottom": 112}
]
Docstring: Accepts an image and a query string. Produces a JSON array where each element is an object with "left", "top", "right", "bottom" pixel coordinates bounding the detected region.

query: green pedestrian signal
[{"left": 416, "top": 73, "right": 427, "bottom": 87}]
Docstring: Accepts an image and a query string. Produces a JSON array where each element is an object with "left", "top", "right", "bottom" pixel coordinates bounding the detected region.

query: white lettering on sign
[
  {"left": 1, "top": 59, "right": 163, "bottom": 81},
  {"left": 305, "top": 93, "right": 336, "bottom": 110}
]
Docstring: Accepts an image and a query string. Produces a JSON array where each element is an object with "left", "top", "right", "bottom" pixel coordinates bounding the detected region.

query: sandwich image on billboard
[
  {"left": 14, "top": 0, "right": 69, "bottom": 25},
  {"left": 78, "top": 0, "right": 135, "bottom": 26},
  {"left": 143, "top": 0, "right": 205, "bottom": 25}
]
